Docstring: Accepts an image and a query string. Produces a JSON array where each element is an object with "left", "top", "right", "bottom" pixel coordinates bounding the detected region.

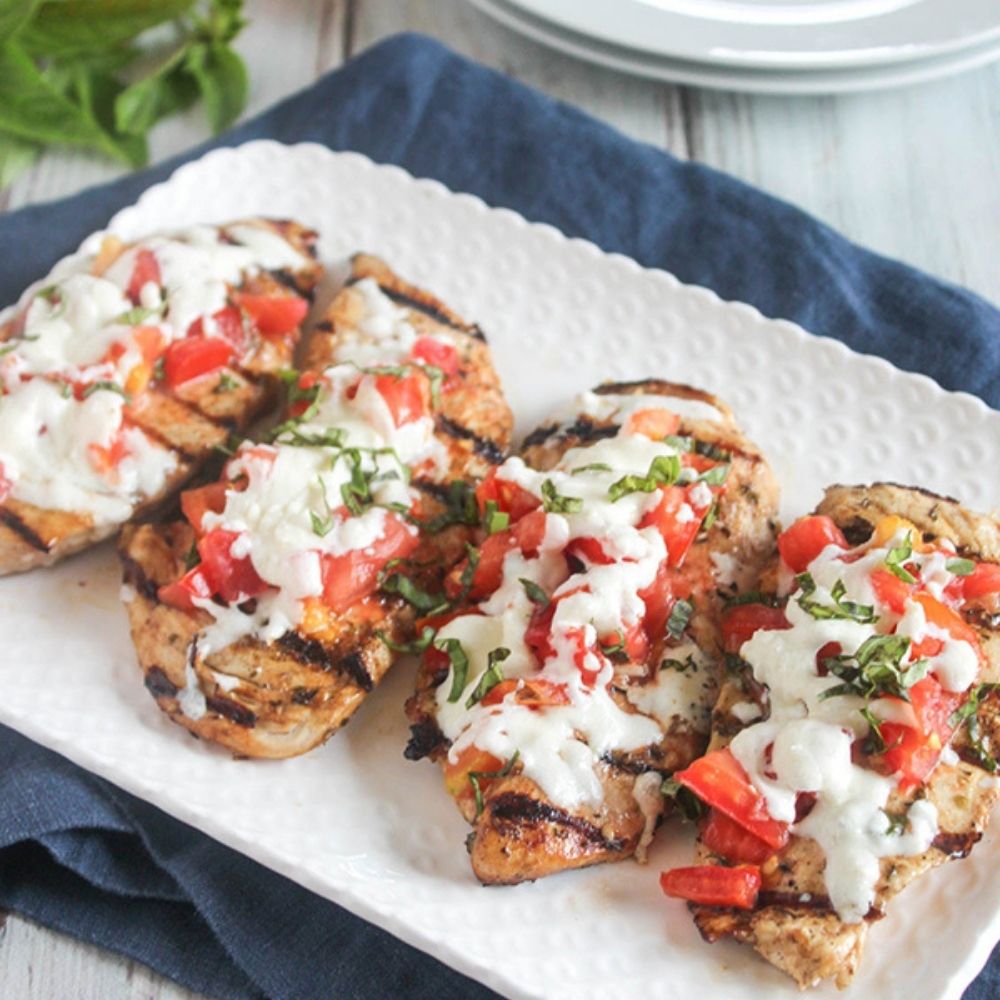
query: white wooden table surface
[{"left": 2, "top": 1, "right": 999, "bottom": 997}]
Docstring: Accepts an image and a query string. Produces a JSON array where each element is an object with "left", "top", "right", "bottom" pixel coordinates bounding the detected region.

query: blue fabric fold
[{"left": 0, "top": 31, "right": 996, "bottom": 1000}]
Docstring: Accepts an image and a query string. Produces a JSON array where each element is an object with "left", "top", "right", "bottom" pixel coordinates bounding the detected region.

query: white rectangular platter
[{"left": 3, "top": 142, "right": 1000, "bottom": 1000}]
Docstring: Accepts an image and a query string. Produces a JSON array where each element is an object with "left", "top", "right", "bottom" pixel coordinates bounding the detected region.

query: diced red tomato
[
  {"left": 879, "top": 676, "right": 965, "bottom": 792},
  {"left": 568, "top": 537, "right": 613, "bottom": 566},
  {"left": 320, "top": 513, "right": 419, "bottom": 614},
  {"left": 132, "top": 325, "right": 164, "bottom": 364},
  {"left": 721, "top": 603, "right": 790, "bottom": 654},
  {"left": 961, "top": 562, "right": 1000, "bottom": 602},
  {"left": 600, "top": 621, "right": 649, "bottom": 662},
  {"left": 525, "top": 599, "right": 557, "bottom": 666},
  {"left": 480, "top": 678, "right": 570, "bottom": 708},
  {"left": 564, "top": 625, "right": 605, "bottom": 687},
  {"left": 870, "top": 567, "right": 914, "bottom": 615},
  {"left": 913, "top": 592, "right": 984, "bottom": 667},
  {"left": 87, "top": 432, "right": 129, "bottom": 476},
  {"left": 700, "top": 809, "right": 775, "bottom": 865},
  {"left": 777, "top": 515, "right": 848, "bottom": 573},
  {"left": 443, "top": 745, "right": 504, "bottom": 802},
  {"left": 158, "top": 566, "right": 212, "bottom": 611},
  {"left": 180, "top": 482, "right": 230, "bottom": 534},
  {"left": 188, "top": 305, "right": 246, "bottom": 353},
  {"left": 626, "top": 407, "right": 680, "bottom": 440},
  {"left": 674, "top": 749, "right": 789, "bottom": 850},
  {"left": 638, "top": 561, "right": 674, "bottom": 642},
  {"left": 910, "top": 635, "right": 944, "bottom": 660},
  {"left": 640, "top": 485, "right": 704, "bottom": 567},
  {"left": 234, "top": 292, "right": 308, "bottom": 337},
  {"left": 197, "top": 529, "right": 267, "bottom": 603},
  {"left": 126, "top": 249, "right": 160, "bottom": 304},
  {"left": 163, "top": 337, "right": 234, "bottom": 388},
  {"left": 475, "top": 466, "right": 541, "bottom": 523},
  {"left": 446, "top": 509, "right": 548, "bottom": 601},
  {"left": 410, "top": 336, "right": 460, "bottom": 377},
  {"left": 289, "top": 371, "right": 320, "bottom": 418},
  {"left": 374, "top": 371, "right": 429, "bottom": 427},
  {"left": 659, "top": 864, "right": 761, "bottom": 910}
]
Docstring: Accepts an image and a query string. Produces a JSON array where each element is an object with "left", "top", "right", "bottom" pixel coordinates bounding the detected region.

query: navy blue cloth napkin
[{"left": 0, "top": 32, "right": 997, "bottom": 1000}]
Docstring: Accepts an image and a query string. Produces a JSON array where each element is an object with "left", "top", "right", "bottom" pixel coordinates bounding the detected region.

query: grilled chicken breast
[
  {"left": 120, "top": 255, "right": 512, "bottom": 758},
  {"left": 406, "top": 380, "right": 779, "bottom": 884},
  {"left": 0, "top": 218, "right": 321, "bottom": 575},
  {"left": 672, "top": 483, "right": 1000, "bottom": 989}
]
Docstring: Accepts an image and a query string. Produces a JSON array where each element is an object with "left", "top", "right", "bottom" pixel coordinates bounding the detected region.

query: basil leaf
[
  {"left": 608, "top": 453, "right": 681, "bottom": 503},
  {"left": 421, "top": 480, "right": 478, "bottom": 534},
  {"left": 667, "top": 598, "right": 693, "bottom": 639},
  {"left": 185, "top": 40, "right": 247, "bottom": 133},
  {"left": 541, "top": 478, "right": 582, "bottom": 514},
  {"left": 377, "top": 625, "right": 437, "bottom": 656},
  {"left": 885, "top": 532, "right": 917, "bottom": 584},
  {"left": 465, "top": 647, "right": 510, "bottom": 708},
  {"left": 468, "top": 750, "right": 519, "bottom": 817},
  {"left": 946, "top": 557, "right": 976, "bottom": 577},
  {"left": 661, "top": 776, "right": 705, "bottom": 823},
  {"left": 115, "top": 39, "right": 198, "bottom": 136},
  {"left": 820, "top": 634, "right": 925, "bottom": 702},
  {"left": 697, "top": 464, "right": 729, "bottom": 486},
  {"left": 114, "top": 304, "right": 160, "bottom": 325},
  {"left": 483, "top": 500, "right": 509, "bottom": 535},
  {"left": 796, "top": 573, "right": 877, "bottom": 624},
  {"left": 883, "top": 810, "right": 908, "bottom": 836},
  {"left": 19, "top": 0, "right": 195, "bottom": 58},
  {"left": 519, "top": 578, "right": 548, "bottom": 607},
  {"left": 381, "top": 573, "right": 447, "bottom": 615},
  {"left": 0, "top": 0, "right": 41, "bottom": 46},
  {"left": 662, "top": 434, "right": 693, "bottom": 453},
  {"left": 570, "top": 462, "right": 612, "bottom": 475},
  {"left": 451, "top": 544, "right": 481, "bottom": 606},
  {"left": 81, "top": 380, "right": 126, "bottom": 399},
  {"left": 437, "top": 638, "right": 470, "bottom": 703}
]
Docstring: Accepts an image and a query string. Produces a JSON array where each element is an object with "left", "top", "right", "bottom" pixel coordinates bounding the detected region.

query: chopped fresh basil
[
  {"left": 114, "top": 304, "right": 162, "bottom": 326},
  {"left": 661, "top": 776, "right": 705, "bottom": 823},
  {"left": 380, "top": 572, "right": 448, "bottom": 615},
  {"left": 700, "top": 499, "right": 718, "bottom": 534},
  {"left": 519, "top": 578, "right": 549, "bottom": 607},
  {"left": 860, "top": 705, "right": 888, "bottom": 755},
  {"left": 451, "top": 544, "right": 481, "bottom": 606},
  {"left": 153, "top": 356, "right": 165, "bottom": 382},
  {"left": 183, "top": 542, "right": 200, "bottom": 571},
  {"left": 661, "top": 655, "right": 697, "bottom": 673},
  {"left": 599, "top": 633, "right": 627, "bottom": 658},
  {"left": 214, "top": 371, "right": 240, "bottom": 393},
  {"left": 541, "top": 478, "right": 583, "bottom": 514},
  {"left": 420, "top": 362, "right": 443, "bottom": 408},
  {"left": 377, "top": 625, "right": 437, "bottom": 655},
  {"left": 820, "top": 634, "right": 926, "bottom": 702},
  {"left": 309, "top": 510, "right": 333, "bottom": 537},
  {"left": 608, "top": 453, "right": 681, "bottom": 503},
  {"left": 885, "top": 532, "right": 917, "bottom": 584},
  {"left": 796, "top": 573, "right": 878, "bottom": 624},
  {"left": 468, "top": 750, "right": 520, "bottom": 817},
  {"left": 466, "top": 647, "right": 511, "bottom": 708},
  {"left": 271, "top": 422, "right": 345, "bottom": 449},
  {"left": 697, "top": 464, "right": 730, "bottom": 486},
  {"left": 883, "top": 810, "right": 908, "bottom": 836},
  {"left": 663, "top": 434, "right": 694, "bottom": 453},
  {"left": 437, "top": 638, "right": 470, "bottom": 703},
  {"left": 81, "top": 380, "right": 127, "bottom": 400},
  {"left": 667, "top": 598, "right": 694, "bottom": 639},
  {"left": 483, "top": 500, "right": 509, "bottom": 535},
  {"left": 421, "top": 480, "right": 479, "bottom": 534},
  {"left": 946, "top": 557, "right": 976, "bottom": 577},
  {"left": 570, "top": 462, "right": 612, "bottom": 475},
  {"left": 725, "top": 590, "right": 783, "bottom": 609},
  {"left": 212, "top": 432, "right": 244, "bottom": 458},
  {"left": 694, "top": 439, "right": 731, "bottom": 462},
  {"left": 0, "top": 343, "right": 17, "bottom": 358}
]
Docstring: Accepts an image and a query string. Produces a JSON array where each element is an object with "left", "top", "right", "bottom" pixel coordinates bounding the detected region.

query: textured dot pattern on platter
[{"left": 2, "top": 142, "right": 999, "bottom": 1000}]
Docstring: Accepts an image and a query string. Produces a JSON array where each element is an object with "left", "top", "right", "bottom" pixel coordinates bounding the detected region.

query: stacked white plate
[{"left": 466, "top": 0, "right": 1000, "bottom": 94}]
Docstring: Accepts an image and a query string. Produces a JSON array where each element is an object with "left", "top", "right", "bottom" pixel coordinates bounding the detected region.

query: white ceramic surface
[
  {"left": 470, "top": 0, "right": 1000, "bottom": 94},
  {"left": 502, "top": 0, "right": 1000, "bottom": 69},
  {"left": 2, "top": 143, "right": 999, "bottom": 1000}
]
